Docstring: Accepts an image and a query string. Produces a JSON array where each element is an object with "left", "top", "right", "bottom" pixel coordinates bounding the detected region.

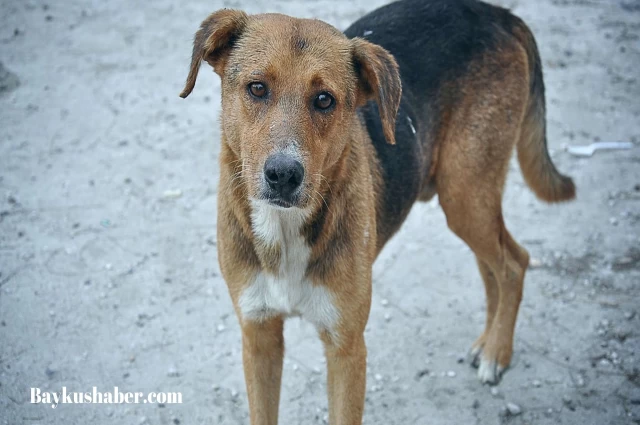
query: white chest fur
[{"left": 238, "top": 201, "right": 339, "bottom": 331}]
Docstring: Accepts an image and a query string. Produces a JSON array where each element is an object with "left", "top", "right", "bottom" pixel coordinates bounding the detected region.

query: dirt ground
[{"left": 1, "top": 0, "right": 639, "bottom": 424}]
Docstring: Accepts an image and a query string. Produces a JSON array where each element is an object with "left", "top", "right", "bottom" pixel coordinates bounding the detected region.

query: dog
[{"left": 180, "top": 0, "right": 575, "bottom": 423}]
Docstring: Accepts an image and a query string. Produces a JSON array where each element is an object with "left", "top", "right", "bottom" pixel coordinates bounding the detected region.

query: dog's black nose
[{"left": 264, "top": 153, "right": 304, "bottom": 197}]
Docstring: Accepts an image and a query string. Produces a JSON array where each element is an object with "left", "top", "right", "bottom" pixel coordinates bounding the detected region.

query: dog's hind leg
[
  {"left": 438, "top": 173, "right": 530, "bottom": 384},
  {"left": 469, "top": 258, "right": 500, "bottom": 367},
  {"left": 434, "top": 40, "right": 531, "bottom": 384}
]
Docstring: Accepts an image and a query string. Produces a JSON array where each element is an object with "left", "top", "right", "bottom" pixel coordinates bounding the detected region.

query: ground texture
[{"left": 1, "top": 0, "right": 639, "bottom": 424}]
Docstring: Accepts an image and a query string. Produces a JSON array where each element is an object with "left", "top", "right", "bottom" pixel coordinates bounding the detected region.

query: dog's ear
[
  {"left": 351, "top": 38, "right": 402, "bottom": 145},
  {"left": 180, "top": 9, "right": 249, "bottom": 98}
]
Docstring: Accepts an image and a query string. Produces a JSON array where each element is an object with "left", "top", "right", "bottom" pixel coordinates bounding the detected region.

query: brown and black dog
[{"left": 180, "top": 0, "right": 575, "bottom": 423}]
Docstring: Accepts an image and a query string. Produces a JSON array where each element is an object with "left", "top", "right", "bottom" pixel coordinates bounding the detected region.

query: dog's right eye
[{"left": 248, "top": 82, "right": 267, "bottom": 98}]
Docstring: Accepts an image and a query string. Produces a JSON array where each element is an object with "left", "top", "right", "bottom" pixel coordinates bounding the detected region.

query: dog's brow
[{"left": 251, "top": 70, "right": 265, "bottom": 76}]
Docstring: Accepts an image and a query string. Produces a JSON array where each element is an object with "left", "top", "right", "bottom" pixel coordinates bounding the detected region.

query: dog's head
[{"left": 181, "top": 10, "right": 401, "bottom": 209}]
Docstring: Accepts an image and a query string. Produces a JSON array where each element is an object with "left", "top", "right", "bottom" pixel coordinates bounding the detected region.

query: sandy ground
[{"left": 1, "top": 0, "right": 639, "bottom": 424}]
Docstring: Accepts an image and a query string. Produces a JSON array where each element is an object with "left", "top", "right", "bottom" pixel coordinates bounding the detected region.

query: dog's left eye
[
  {"left": 314, "top": 92, "right": 335, "bottom": 110},
  {"left": 248, "top": 82, "right": 267, "bottom": 98}
]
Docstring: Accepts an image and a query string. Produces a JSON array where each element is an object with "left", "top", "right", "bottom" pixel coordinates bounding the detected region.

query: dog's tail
[{"left": 511, "top": 17, "right": 576, "bottom": 203}]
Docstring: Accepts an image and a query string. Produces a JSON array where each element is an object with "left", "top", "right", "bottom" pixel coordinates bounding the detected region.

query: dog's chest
[{"left": 238, "top": 203, "right": 338, "bottom": 331}]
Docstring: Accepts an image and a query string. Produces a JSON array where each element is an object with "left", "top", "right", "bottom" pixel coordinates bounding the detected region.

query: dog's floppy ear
[
  {"left": 180, "top": 9, "right": 249, "bottom": 98},
  {"left": 351, "top": 38, "right": 402, "bottom": 145}
]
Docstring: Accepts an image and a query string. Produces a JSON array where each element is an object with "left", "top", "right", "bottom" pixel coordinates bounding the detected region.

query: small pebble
[
  {"left": 532, "top": 379, "right": 542, "bottom": 387},
  {"left": 629, "top": 397, "right": 640, "bottom": 405},
  {"left": 446, "top": 370, "right": 456, "bottom": 377},
  {"left": 415, "top": 369, "right": 429, "bottom": 379},
  {"left": 374, "top": 373, "right": 383, "bottom": 381},
  {"left": 490, "top": 387, "right": 500, "bottom": 397},
  {"left": 609, "top": 217, "right": 618, "bottom": 226},
  {"left": 506, "top": 402, "right": 522, "bottom": 416},
  {"left": 562, "top": 395, "right": 576, "bottom": 411},
  {"left": 45, "top": 367, "right": 56, "bottom": 379},
  {"left": 381, "top": 298, "right": 389, "bottom": 306},
  {"left": 383, "top": 312, "right": 392, "bottom": 322},
  {"left": 529, "top": 257, "right": 543, "bottom": 268},
  {"left": 216, "top": 324, "right": 226, "bottom": 332},
  {"left": 167, "top": 366, "right": 180, "bottom": 377}
]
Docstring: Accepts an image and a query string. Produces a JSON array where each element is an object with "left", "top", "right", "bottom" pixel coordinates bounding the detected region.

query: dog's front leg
[
  {"left": 241, "top": 317, "right": 285, "bottom": 425},
  {"left": 322, "top": 330, "right": 367, "bottom": 425},
  {"left": 319, "top": 270, "right": 371, "bottom": 425}
]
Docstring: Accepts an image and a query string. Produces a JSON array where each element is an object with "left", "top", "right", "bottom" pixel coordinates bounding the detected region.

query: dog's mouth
[
  {"left": 259, "top": 180, "right": 304, "bottom": 209},
  {"left": 267, "top": 197, "right": 294, "bottom": 209},
  {"left": 260, "top": 188, "right": 307, "bottom": 209}
]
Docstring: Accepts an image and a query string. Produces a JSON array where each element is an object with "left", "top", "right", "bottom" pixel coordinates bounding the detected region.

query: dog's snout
[{"left": 264, "top": 153, "right": 304, "bottom": 196}]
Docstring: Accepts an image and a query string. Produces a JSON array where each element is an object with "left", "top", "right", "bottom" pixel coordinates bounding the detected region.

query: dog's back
[{"left": 345, "top": 0, "right": 575, "bottom": 249}]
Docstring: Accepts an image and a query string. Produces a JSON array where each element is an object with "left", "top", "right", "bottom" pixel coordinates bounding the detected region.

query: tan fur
[
  {"left": 181, "top": 8, "right": 574, "bottom": 424},
  {"left": 511, "top": 18, "right": 576, "bottom": 202}
]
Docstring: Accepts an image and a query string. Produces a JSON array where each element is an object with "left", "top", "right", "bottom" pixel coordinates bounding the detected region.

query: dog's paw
[
  {"left": 469, "top": 333, "right": 512, "bottom": 384},
  {"left": 477, "top": 356, "right": 506, "bottom": 385}
]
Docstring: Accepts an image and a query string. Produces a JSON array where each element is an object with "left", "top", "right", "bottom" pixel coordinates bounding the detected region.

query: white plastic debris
[
  {"left": 566, "top": 141, "right": 633, "bottom": 157},
  {"left": 162, "top": 189, "right": 183, "bottom": 199}
]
